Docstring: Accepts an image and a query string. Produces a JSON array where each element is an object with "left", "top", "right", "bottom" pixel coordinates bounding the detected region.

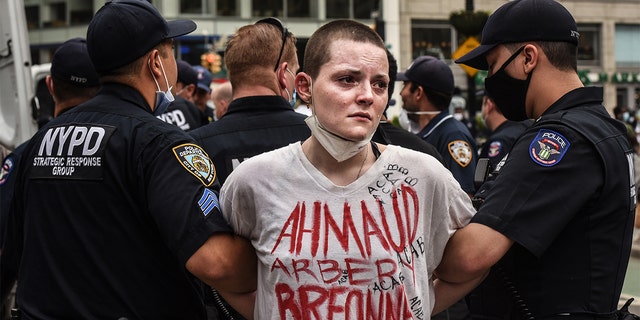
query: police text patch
[
  {"left": 173, "top": 144, "right": 216, "bottom": 186},
  {"left": 529, "top": 129, "right": 570, "bottom": 167},
  {"left": 30, "top": 124, "right": 115, "bottom": 180}
]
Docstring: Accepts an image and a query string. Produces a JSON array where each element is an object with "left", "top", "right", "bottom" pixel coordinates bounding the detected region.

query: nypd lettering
[
  {"left": 529, "top": 129, "right": 570, "bottom": 167},
  {"left": 157, "top": 110, "right": 190, "bottom": 131},
  {"left": 173, "top": 143, "right": 216, "bottom": 186},
  {"left": 30, "top": 124, "right": 115, "bottom": 179}
]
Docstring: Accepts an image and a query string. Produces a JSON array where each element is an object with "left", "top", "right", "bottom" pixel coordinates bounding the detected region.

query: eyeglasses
[{"left": 255, "top": 17, "right": 288, "bottom": 71}]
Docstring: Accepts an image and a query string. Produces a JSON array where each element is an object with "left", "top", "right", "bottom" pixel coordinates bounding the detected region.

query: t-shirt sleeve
[{"left": 473, "top": 124, "right": 602, "bottom": 257}]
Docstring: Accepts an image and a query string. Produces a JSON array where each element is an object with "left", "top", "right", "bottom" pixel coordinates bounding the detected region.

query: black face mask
[{"left": 485, "top": 46, "right": 532, "bottom": 121}]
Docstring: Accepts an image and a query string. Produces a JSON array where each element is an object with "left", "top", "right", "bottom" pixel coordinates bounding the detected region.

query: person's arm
[
  {"left": 434, "top": 222, "right": 513, "bottom": 283},
  {"left": 431, "top": 271, "right": 488, "bottom": 315},
  {"left": 186, "top": 232, "right": 257, "bottom": 317}
]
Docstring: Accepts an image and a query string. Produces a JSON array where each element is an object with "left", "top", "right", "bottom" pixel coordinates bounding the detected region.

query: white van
[{"left": 0, "top": 0, "right": 36, "bottom": 157}]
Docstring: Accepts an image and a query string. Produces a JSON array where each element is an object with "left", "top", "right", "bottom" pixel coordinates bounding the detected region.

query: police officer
[
  {"left": 5, "top": 1, "right": 255, "bottom": 319},
  {"left": 372, "top": 49, "right": 446, "bottom": 167},
  {"left": 189, "top": 18, "right": 310, "bottom": 185},
  {"left": 398, "top": 55, "right": 477, "bottom": 196},
  {"left": 156, "top": 60, "right": 205, "bottom": 131},
  {"left": 1, "top": 36, "right": 100, "bottom": 320},
  {"left": 437, "top": 0, "right": 635, "bottom": 318}
]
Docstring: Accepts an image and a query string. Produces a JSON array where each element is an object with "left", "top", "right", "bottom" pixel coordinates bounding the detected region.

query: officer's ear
[
  {"left": 147, "top": 49, "right": 163, "bottom": 79},
  {"left": 295, "top": 72, "right": 312, "bottom": 104}
]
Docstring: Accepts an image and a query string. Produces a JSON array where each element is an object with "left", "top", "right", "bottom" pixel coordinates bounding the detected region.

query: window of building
[
  {"left": 615, "top": 24, "right": 640, "bottom": 68},
  {"left": 577, "top": 24, "right": 600, "bottom": 65},
  {"left": 327, "top": 0, "right": 378, "bottom": 19},
  {"left": 287, "top": 0, "right": 310, "bottom": 18},
  {"left": 252, "top": 0, "right": 283, "bottom": 17},
  {"left": 411, "top": 20, "right": 457, "bottom": 61},
  {"left": 25, "top": 5, "right": 40, "bottom": 30},
  {"left": 180, "top": 0, "right": 205, "bottom": 14},
  {"left": 217, "top": 0, "right": 237, "bottom": 16}
]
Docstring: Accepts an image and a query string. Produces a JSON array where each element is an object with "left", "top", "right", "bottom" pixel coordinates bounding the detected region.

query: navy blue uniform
[
  {"left": 418, "top": 111, "right": 477, "bottom": 193},
  {"left": 189, "top": 95, "right": 311, "bottom": 185},
  {"left": 478, "top": 120, "right": 531, "bottom": 170},
  {"left": 9, "top": 83, "right": 231, "bottom": 319},
  {"left": 157, "top": 95, "right": 205, "bottom": 131},
  {"left": 469, "top": 87, "right": 634, "bottom": 318}
]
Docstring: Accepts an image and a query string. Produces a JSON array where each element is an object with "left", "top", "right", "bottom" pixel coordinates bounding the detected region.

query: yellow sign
[{"left": 452, "top": 36, "right": 480, "bottom": 77}]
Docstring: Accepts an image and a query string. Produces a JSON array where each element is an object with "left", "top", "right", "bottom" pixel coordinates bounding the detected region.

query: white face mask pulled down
[
  {"left": 305, "top": 115, "right": 374, "bottom": 162},
  {"left": 148, "top": 57, "right": 175, "bottom": 115},
  {"left": 398, "top": 109, "right": 440, "bottom": 134}
]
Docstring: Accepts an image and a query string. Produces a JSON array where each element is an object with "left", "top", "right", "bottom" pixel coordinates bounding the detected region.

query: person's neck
[
  {"left": 529, "top": 69, "right": 584, "bottom": 119},
  {"left": 301, "top": 138, "right": 373, "bottom": 187},
  {"left": 233, "top": 85, "right": 280, "bottom": 100}
]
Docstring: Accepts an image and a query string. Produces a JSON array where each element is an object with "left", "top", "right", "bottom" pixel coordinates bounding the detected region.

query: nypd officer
[
  {"left": 0, "top": 37, "right": 100, "bottom": 319},
  {"left": 397, "top": 56, "right": 477, "bottom": 196},
  {"left": 189, "top": 18, "right": 310, "bottom": 185},
  {"left": 6, "top": 1, "right": 255, "bottom": 319},
  {"left": 436, "top": 0, "right": 635, "bottom": 318}
]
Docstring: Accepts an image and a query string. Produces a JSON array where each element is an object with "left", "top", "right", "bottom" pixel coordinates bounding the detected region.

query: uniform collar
[
  {"left": 97, "top": 82, "right": 153, "bottom": 113},
  {"left": 418, "top": 111, "right": 451, "bottom": 138},
  {"left": 540, "top": 87, "right": 603, "bottom": 117},
  {"left": 225, "top": 95, "right": 293, "bottom": 116}
]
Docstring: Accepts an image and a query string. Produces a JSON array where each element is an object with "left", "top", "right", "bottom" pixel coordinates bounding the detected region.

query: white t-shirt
[{"left": 221, "top": 143, "right": 475, "bottom": 319}]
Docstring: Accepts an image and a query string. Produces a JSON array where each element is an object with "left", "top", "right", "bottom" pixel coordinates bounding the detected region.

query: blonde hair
[{"left": 225, "top": 22, "right": 297, "bottom": 88}]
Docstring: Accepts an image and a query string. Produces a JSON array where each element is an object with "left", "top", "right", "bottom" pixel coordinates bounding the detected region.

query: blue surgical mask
[
  {"left": 285, "top": 68, "right": 297, "bottom": 107},
  {"left": 148, "top": 57, "right": 175, "bottom": 116}
]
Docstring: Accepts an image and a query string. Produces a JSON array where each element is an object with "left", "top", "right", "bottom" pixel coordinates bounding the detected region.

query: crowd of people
[{"left": 0, "top": 0, "right": 638, "bottom": 319}]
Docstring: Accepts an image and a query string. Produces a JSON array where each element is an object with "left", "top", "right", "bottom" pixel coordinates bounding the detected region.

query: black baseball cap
[
  {"left": 86, "top": 0, "right": 197, "bottom": 74},
  {"left": 50, "top": 38, "right": 99, "bottom": 87},
  {"left": 455, "top": 0, "right": 580, "bottom": 70},
  {"left": 177, "top": 60, "right": 198, "bottom": 86},
  {"left": 397, "top": 56, "right": 454, "bottom": 95}
]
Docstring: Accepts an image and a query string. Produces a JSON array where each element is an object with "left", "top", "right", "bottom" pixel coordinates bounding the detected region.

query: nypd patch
[
  {"left": 173, "top": 143, "right": 216, "bottom": 186},
  {"left": 0, "top": 157, "right": 15, "bottom": 186},
  {"left": 448, "top": 140, "right": 473, "bottom": 167},
  {"left": 529, "top": 129, "right": 570, "bottom": 167}
]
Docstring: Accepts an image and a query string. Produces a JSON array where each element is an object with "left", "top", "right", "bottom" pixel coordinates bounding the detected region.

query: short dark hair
[{"left": 506, "top": 41, "right": 577, "bottom": 72}]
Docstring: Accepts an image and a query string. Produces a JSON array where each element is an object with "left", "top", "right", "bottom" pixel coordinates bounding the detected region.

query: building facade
[{"left": 24, "top": 0, "right": 640, "bottom": 115}]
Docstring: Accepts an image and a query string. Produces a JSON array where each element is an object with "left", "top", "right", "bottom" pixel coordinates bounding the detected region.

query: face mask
[
  {"left": 453, "top": 113, "right": 464, "bottom": 121},
  {"left": 148, "top": 57, "right": 175, "bottom": 116},
  {"left": 305, "top": 115, "right": 374, "bottom": 162},
  {"left": 285, "top": 68, "right": 297, "bottom": 107},
  {"left": 304, "top": 79, "right": 374, "bottom": 162},
  {"left": 398, "top": 109, "right": 440, "bottom": 133},
  {"left": 484, "top": 46, "right": 531, "bottom": 121}
]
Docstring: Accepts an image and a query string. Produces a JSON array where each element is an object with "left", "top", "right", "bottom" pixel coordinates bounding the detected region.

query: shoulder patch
[
  {"left": 173, "top": 143, "right": 216, "bottom": 186},
  {"left": 448, "top": 140, "right": 473, "bottom": 168},
  {"left": 0, "top": 156, "right": 15, "bottom": 185},
  {"left": 529, "top": 129, "right": 570, "bottom": 167},
  {"left": 488, "top": 141, "right": 503, "bottom": 158}
]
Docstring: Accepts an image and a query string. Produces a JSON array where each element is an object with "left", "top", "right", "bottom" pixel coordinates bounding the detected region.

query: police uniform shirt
[
  {"left": 189, "top": 95, "right": 311, "bottom": 185},
  {"left": 418, "top": 111, "right": 477, "bottom": 193},
  {"left": 471, "top": 87, "right": 634, "bottom": 316},
  {"left": 479, "top": 120, "right": 532, "bottom": 169},
  {"left": 157, "top": 95, "right": 205, "bottom": 131},
  {"left": 14, "top": 83, "right": 231, "bottom": 319}
]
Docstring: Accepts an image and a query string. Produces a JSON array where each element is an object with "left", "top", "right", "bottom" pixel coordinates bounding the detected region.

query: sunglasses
[{"left": 255, "top": 17, "right": 288, "bottom": 71}]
